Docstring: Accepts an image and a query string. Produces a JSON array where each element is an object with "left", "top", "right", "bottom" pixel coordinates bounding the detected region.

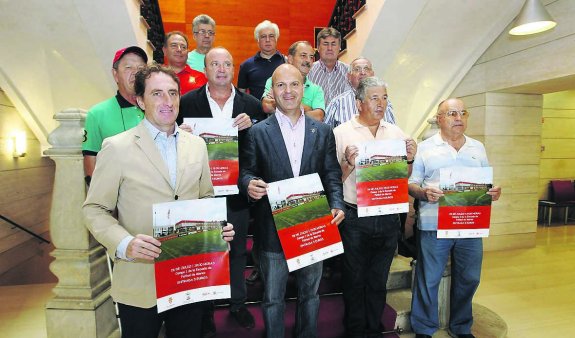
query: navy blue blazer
[
  {"left": 178, "top": 84, "right": 267, "bottom": 211},
  {"left": 239, "top": 113, "right": 344, "bottom": 253}
]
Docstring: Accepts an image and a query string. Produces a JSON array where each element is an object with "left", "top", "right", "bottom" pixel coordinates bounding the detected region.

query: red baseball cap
[{"left": 112, "top": 46, "right": 148, "bottom": 66}]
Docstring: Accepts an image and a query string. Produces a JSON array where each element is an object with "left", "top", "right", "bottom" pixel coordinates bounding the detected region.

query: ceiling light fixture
[{"left": 509, "top": 0, "right": 557, "bottom": 36}]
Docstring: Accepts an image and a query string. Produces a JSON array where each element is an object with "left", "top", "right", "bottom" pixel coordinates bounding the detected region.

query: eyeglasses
[
  {"left": 439, "top": 110, "right": 470, "bottom": 118},
  {"left": 168, "top": 43, "right": 187, "bottom": 51},
  {"left": 208, "top": 61, "right": 233, "bottom": 70},
  {"left": 194, "top": 30, "right": 215, "bottom": 37},
  {"left": 351, "top": 66, "right": 372, "bottom": 74}
]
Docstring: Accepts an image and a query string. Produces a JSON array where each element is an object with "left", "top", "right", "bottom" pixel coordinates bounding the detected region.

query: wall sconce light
[
  {"left": 509, "top": 0, "right": 557, "bottom": 36},
  {"left": 8, "top": 131, "right": 27, "bottom": 158}
]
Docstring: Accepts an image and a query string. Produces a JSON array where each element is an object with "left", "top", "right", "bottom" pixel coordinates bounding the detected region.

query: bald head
[
  {"left": 348, "top": 57, "right": 374, "bottom": 89},
  {"left": 205, "top": 47, "right": 234, "bottom": 88},
  {"left": 271, "top": 64, "right": 304, "bottom": 115},
  {"left": 436, "top": 98, "right": 468, "bottom": 139}
]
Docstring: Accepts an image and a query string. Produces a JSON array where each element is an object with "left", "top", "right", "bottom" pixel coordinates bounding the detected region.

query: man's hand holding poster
[
  {"left": 153, "top": 198, "right": 230, "bottom": 313},
  {"left": 437, "top": 167, "right": 493, "bottom": 238}
]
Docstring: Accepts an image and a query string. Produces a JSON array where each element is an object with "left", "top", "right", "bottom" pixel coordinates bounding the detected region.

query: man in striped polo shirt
[
  {"left": 307, "top": 27, "right": 352, "bottom": 106},
  {"left": 324, "top": 57, "right": 396, "bottom": 128}
]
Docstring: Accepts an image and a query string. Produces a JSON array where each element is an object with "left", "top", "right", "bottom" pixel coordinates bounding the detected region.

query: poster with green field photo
[
  {"left": 184, "top": 118, "right": 239, "bottom": 196},
  {"left": 153, "top": 198, "right": 230, "bottom": 313}
]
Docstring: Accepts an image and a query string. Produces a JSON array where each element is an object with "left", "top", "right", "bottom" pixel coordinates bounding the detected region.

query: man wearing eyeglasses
[
  {"left": 187, "top": 14, "right": 216, "bottom": 73},
  {"left": 237, "top": 20, "right": 285, "bottom": 100},
  {"left": 408, "top": 98, "right": 501, "bottom": 338},
  {"left": 177, "top": 47, "right": 267, "bottom": 335},
  {"left": 324, "top": 57, "right": 396, "bottom": 128},
  {"left": 163, "top": 31, "right": 207, "bottom": 95}
]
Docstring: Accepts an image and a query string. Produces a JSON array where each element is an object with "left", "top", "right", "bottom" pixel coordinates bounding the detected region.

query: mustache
[{"left": 302, "top": 61, "right": 311, "bottom": 67}]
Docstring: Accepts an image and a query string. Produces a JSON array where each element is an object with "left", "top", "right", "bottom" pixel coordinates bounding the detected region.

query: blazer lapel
[
  {"left": 300, "top": 117, "right": 318, "bottom": 176},
  {"left": 133, "top": 123, "right": 173, "bottom": 188},
  {"left": 174, "top": 130, "right": 191, "bottom": 192},
  {"left": 265, "top": 114, "right": 293, "bottom": 178},
  {"left": 197, "top": 86, "right": 213, "bottom": 117}
]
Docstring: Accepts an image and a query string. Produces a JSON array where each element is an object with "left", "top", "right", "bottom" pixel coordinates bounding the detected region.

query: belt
[{"left": 344, "top": 202, "right": 357, "bottom": 209}]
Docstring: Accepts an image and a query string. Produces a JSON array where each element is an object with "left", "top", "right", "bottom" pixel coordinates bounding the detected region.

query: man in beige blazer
[{"left": 83, "top": 63, "right": 235, "bottom": 338}]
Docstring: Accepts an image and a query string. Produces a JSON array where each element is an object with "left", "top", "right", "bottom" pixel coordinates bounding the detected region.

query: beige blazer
[{"left": 83, "top": 121, "right": 214, "bottom": 308}]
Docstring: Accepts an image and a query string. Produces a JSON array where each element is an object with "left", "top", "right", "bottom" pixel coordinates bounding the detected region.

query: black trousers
[
  {"left": 117, "top": 302, "right": 203, "bottom": 338},
  {"left": 227, "top": 197, "right": 250, "bottom": 310},
  {"left": 340, "top": 205, "right": 400, "bottom": 338}
]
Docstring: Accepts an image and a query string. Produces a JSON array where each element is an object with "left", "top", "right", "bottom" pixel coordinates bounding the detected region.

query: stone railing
[{"left": 44, "top": 109, "right": 118, "bottom": 338}]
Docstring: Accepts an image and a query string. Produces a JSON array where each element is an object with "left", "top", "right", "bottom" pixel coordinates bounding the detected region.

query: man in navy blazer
[
  {"left": 239, "top": 64, "right": 345, "bottom": 338},
  {"left": 177, "top": 47, "right": 267, "bottom": 332}
]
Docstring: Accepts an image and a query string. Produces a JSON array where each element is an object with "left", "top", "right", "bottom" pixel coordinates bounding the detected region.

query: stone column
[
  {"left": 463, "top": 93, "right": 542, "bottom": 250},
  {"left": 44, "top": 109, "right": 118, "bottom": 338}
]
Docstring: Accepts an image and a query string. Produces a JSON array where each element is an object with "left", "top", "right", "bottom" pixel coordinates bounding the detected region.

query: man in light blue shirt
[
  {"left": 187, "top": 14, "right": 216, "bottom": 72},
  {"left": 408, "top": 98, "right": 501, "bottom": 338}
]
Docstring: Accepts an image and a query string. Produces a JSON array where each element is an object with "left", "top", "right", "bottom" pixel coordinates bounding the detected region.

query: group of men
[{"left": 82, "top": 13, "right": 501, "bottom": 338}]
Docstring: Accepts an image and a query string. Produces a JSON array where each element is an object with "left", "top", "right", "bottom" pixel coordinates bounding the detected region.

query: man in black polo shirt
[{"left": 237, "top": 20, "right": 285, "bottom": 100}]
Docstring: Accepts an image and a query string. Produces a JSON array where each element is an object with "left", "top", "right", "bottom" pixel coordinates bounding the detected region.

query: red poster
[
  {"left": 209, "top": 159, "right": 239, "bottom": 187},
  {"left": 153, "top": 198, "right": 230, "bottom": 312},
  {"left": 267, "top": 174, "right": 344, "bottom": 272},
  {"left": 355, "top": 140, "right": 409, "bottom": 217},
  {"left": 437, "top": 167, "right": 493, "bottom": 238},
  {"left": 184, "top": 118, "right": 239, "bottom": 196}
]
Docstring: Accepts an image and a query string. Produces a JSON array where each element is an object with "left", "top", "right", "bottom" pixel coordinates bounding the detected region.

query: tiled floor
[{"left": 1, "top": 225, "right": 574, "bottom": 338}]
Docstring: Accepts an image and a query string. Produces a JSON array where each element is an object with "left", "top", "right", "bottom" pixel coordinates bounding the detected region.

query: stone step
[
  {"left": 387, "top": 255, "right": 413, "bottom": 290},
  {"left": 387, "top": 289, "right": 507, "bottom": 338},
  {"left": 388, "top": 288, "right": 413, "bottom": 333}
]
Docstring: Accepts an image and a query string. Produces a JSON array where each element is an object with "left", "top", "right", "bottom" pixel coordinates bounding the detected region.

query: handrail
[
  {"left": 140, "top": 0, "right": 165, "bottom": 63},
  {"left": 0, "top": 214, "right": 51, "bottom": 244},
  {"left": 328, "top": 0, "right": 366, "bottom": 52}
]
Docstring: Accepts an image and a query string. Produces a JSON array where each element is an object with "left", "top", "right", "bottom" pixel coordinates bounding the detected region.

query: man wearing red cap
[
  {"left": 163, "top": 31, "right": 207, "bottom": 95},
  {"left": 82, "top": 46, "right": 148, "bottom": 185}
]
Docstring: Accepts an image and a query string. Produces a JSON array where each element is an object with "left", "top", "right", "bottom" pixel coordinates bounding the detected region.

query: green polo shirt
[
  {"left": 186, "top": 50, "right": 206, "bottom": 73},
  {"left": 82, "top": 93, "right": 144, "bottom": 155},
  {"left": 263, "top": 76, "right": 325, "bottom": 111}
]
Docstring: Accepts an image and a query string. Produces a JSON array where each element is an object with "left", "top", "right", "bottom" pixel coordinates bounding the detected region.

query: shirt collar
[
  {"left": 275, "top": 108, "right": 305, "bottom": 128},
  {"left": 143, "top": 118, "right": 179, "bottom": 140},
  {"left": 179, "top": 64, "right": 193, "bottom": 75},
  {"left": 206, "top": 83, "right": 236, "bottom": 101},
  {"left": 115, "top": 91, "right": 135, "bottom": 108},
  {"left": 350, "top": 115, "right": 387, "bottom": 130},
  {"left": 318, "top": 59, "right": 340, "bottom": 72},
  {"left": 255, "top": 50, "right": 282, "bottom": 61},
  {"left": 433, "top": 132, "right": 471, "bottom": 147}
]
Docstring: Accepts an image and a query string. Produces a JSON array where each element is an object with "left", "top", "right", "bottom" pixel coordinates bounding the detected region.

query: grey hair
[
  {"left": 254, "top": 20, "right": 279, "bottom": 41},
  {"left": 192, "top": 14, "right": 215, "bottom": 31},
  {"left": 356, "top": 76, "right": 388, "bottom": 102}
]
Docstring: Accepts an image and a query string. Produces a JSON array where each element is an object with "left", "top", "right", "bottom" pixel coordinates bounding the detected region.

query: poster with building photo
[
  {"left": 355, "top": 139, "right": 409, "bottom": 217},
  {"left": 153, "top": 198, "right": 230, "bottom": 313},
  {"left": 184, "top": 118, "right": 239, "bottom": 195},
  {"left": 267, "top": 173, "right": 344, "bottom": 272},
  {"left": 437, "top": 167, "right": 493, "bottom": 238}
]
